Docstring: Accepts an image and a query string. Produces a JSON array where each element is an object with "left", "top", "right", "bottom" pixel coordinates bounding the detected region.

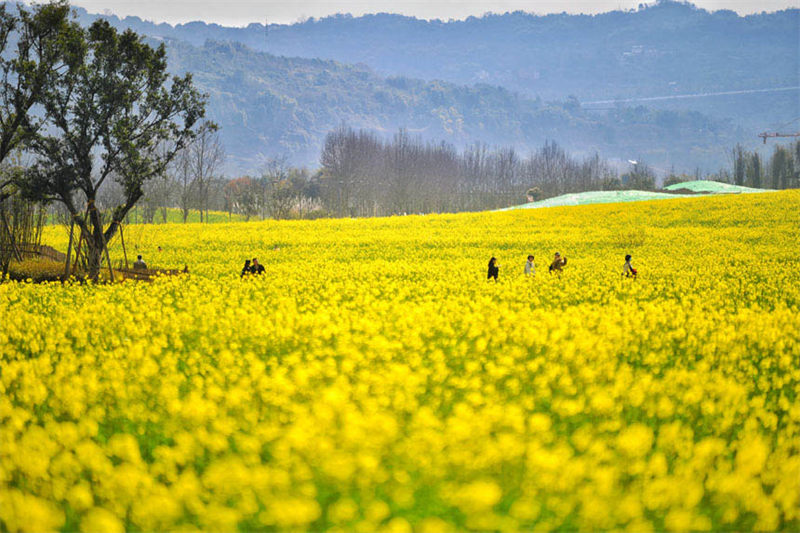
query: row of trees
[
  {"left": 128, "top": 127, "right": 662, "bottom": 221},
  {"left": 46, "top": 122, "right": 799, "bottom": 230},
  {"left": 316, "top": 126, "right": 653, "bottom": 217},
  {"left": 0, "top": 1, "right": 208, "bottom": 279},
  {"left": 314, "top": 128, "right": 800, "bottom": 218},
  {"left": 107, "top": 125, "right": 228, "bottom": 224},
  {"left": 225, "top": 163, "right": 320, "bottom": 221},
  {"left": 89, "top": 148, "right": 320, "bottom": 224},
  {"left": 88, "top": 129, "right": 800, "bottom": 225},
  {"left": 729, "top": 141, "right": 800, "bottom": 190},
  {"left": 126, "top": 153, "right": 320, "bottom": 223}
]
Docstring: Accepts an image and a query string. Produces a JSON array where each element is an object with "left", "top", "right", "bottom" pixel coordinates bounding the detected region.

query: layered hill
[
  {"left": 2, "top": 1, "right": 791, "bottom": 173},
  {"left": 65, "top": 1, "right": 799, "bottom": 133},
  {"left": 165, "top": 40, "right": 739, "bottom": 173},
  {"left": 68, "top": 2, "right": 798, "bottom": 99}
]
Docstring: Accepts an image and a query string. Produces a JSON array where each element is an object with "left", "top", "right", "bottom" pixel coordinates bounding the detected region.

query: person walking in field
[
  {"left": 241, "top": 259, "right": 251, "bottom": 277},
  {"left": 133, "top": 254, "right": 147, "bottom": 270},
  {"left": 251, "top": 257, "right": 265, "bottom": 275},
  {"left": 488, "top": 257, "right": 499, "bottom": 281},
  {"left": 623, "top": 254, "right": 637, "bottom": 278},
  {"left": 549, "top": 252, "right": 567, "bottom": 274},
  {"left": 525, "top": 255, "right": 535, "bottom": 275}
]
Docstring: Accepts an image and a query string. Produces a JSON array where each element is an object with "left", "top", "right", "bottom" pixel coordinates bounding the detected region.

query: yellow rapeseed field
[{"left": 1, "top": 191, "right": 799, "bottom": 532}]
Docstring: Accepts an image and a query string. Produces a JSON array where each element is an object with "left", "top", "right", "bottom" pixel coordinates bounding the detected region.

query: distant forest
[{"left": 163, "top": 39, "right": 741, "bottom": 174}]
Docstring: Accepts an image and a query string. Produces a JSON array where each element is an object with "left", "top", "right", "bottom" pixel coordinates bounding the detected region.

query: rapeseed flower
[{"left": 1, "top": 191, "right": 799, "bottom": 531}]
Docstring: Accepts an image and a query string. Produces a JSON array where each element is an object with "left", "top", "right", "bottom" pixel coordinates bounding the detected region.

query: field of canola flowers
[{"left": 1, "top": 191, "right": 800, "bottom": 532}]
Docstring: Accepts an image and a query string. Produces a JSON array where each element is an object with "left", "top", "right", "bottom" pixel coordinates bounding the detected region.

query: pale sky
[{"left": 67, "top": 0, "right": 799, "bottom": 26}]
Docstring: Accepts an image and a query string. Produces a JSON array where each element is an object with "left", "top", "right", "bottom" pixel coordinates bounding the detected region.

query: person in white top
[{"left": 524, "top": 255, "right": 535, "bottom": 275}]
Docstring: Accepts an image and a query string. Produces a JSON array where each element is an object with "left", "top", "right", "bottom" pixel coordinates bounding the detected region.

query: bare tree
[
  {"left": 142, "top": 170, "right": 177, "bottom": 223},
  {"left": 175, "top": 148, "right": 194, "bottom": 223},
  {"left": 730, "top": 144, "right": 747, "bottom": 187},
  {"left": 261, "top": 155, "right": 293, "bottom": 219},
  {"left": 317, "top": 126, "right": 630, "bottom": 217},
  {"left": 225, "top": 176, "right": 263, "bottom": 220},
  {"left": 189, "top": 122, "right": 225, "bottom": 222},
  {"left": 141, "top": 141, "right": 180, "bottom": 223}
]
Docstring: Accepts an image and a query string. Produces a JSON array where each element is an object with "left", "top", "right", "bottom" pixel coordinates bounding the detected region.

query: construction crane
[
  {"left": 758, "top": 132, "right": 800, "bottom": 144},
  {"left": 759, "top": 117, "right": 800, "bottom": 143}
]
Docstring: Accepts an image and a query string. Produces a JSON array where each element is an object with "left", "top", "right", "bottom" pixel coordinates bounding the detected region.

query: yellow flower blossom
[{"left": 1, "top": 191, "right": 799, "bottom": 531}]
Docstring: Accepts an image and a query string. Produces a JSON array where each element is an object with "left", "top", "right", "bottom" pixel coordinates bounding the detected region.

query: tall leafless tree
[{"left": 189, "top": 122, "right": 225, "bottom": 222}]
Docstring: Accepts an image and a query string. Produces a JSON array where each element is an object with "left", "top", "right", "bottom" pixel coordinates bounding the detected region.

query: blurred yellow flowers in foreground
[{"left": 1, "top": 191, "right": 799, "bottom": 531}]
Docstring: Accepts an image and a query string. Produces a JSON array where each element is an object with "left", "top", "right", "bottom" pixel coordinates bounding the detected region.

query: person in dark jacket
[
  {"left": 487, "top": 257, "right": 499, "bottom": 281},
  {"left": 241, "top": 259, "right": 251, "bottom": 277},
  {"left": 251, "top": 257, "right": 265, "bottom": 275},
  {"left": 623, "top": 254, "right": 637, "bottom": 278}
]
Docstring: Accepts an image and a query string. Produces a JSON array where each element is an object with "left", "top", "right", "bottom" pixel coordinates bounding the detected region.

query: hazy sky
[{"left": 68, "top": 0, "right": 799, "bottom": 26}]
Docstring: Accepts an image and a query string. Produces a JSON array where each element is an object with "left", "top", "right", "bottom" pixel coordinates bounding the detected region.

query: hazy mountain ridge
[
  {"left": 163, "top": 39, "right": 739, "bottom": 173},
  {"left": 2, "top": 1, "right": 789, "bottom": 173},
  {"left": 59, "top": 0, "right": 799, "bottom": 167},
  {"left": 65, "top": 1, "right": 798, "bottom": 102}
]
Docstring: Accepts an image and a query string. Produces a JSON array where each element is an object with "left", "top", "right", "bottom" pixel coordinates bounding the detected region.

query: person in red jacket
[{"left": 548, "top": 252, "right": 567, "bottom": 274}]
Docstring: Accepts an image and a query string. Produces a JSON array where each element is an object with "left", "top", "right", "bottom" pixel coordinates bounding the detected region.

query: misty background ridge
[
  {"left": 10, "top": 0, "right": 799, "bottom": 175},
  {"left": 65, "top": 0, "right": 799, "bottom": 26}
]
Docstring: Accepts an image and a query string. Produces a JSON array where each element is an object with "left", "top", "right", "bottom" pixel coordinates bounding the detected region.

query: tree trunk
[
  {"left": 86, "top": 235, "right": 103, "bottom": 281},
  {"left": 85, "top": 202, "right": 103, "bottom": 281},
  {"left": 64, "top": 220, "right": 75, "bottom": 280},
  {"left": 86, "top": 201, "right": 118, "bottom": 281}
]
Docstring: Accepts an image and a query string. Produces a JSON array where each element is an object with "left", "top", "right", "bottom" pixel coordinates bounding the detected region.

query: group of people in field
[
  {"left": 238, "top": 249, "right": 636, "bottom": 281},
  {"left": 240, "top": 246, "right": 283, "bottom": 277},
  {"left": 240, "top": 258, "right": 266, "bottom": 277},
  {"left": 487, "top": 253, "right": 637, "bottom": 281}
]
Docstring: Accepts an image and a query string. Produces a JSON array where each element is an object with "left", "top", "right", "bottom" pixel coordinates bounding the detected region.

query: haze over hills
[
  {"left": 5, "top": 0, "right": 797, "bottom": 174},
  {"left": 164, "top": 39, "right": 740, "bottom": 173},
  {"left": 68, "top": 2, "right": 798, "bottom": 105}
]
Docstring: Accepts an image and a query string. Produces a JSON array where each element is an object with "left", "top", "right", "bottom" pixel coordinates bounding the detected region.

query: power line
[
  {"left": 771, "top": 116, "right": 800, "bottom": 131},
  {"left": 582, "top": 86, "right": 800, "bottom": 107}
]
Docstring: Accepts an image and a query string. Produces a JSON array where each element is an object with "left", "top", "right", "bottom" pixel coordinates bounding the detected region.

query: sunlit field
[{"left": 2, "top": 191, "right": 799, "bottom": 532}]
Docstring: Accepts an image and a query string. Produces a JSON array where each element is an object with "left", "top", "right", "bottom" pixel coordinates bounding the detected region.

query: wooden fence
[
  {"left": 115, "top": 262, "right": 187, "bottom": 282},
  {"left": 0, "top": 242, "right": 66, "bottom": 263}
]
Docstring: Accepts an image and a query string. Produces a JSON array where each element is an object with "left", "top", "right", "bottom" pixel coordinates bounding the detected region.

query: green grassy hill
[
  {"left": 499, "top": 190, "right": 685, "bottom": 210},
  {"left": 663, "top": 180, "right": 769, "bottom": 194},
  {"left": 502, "top": 182, "right": 775, "bottom": 211}
]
